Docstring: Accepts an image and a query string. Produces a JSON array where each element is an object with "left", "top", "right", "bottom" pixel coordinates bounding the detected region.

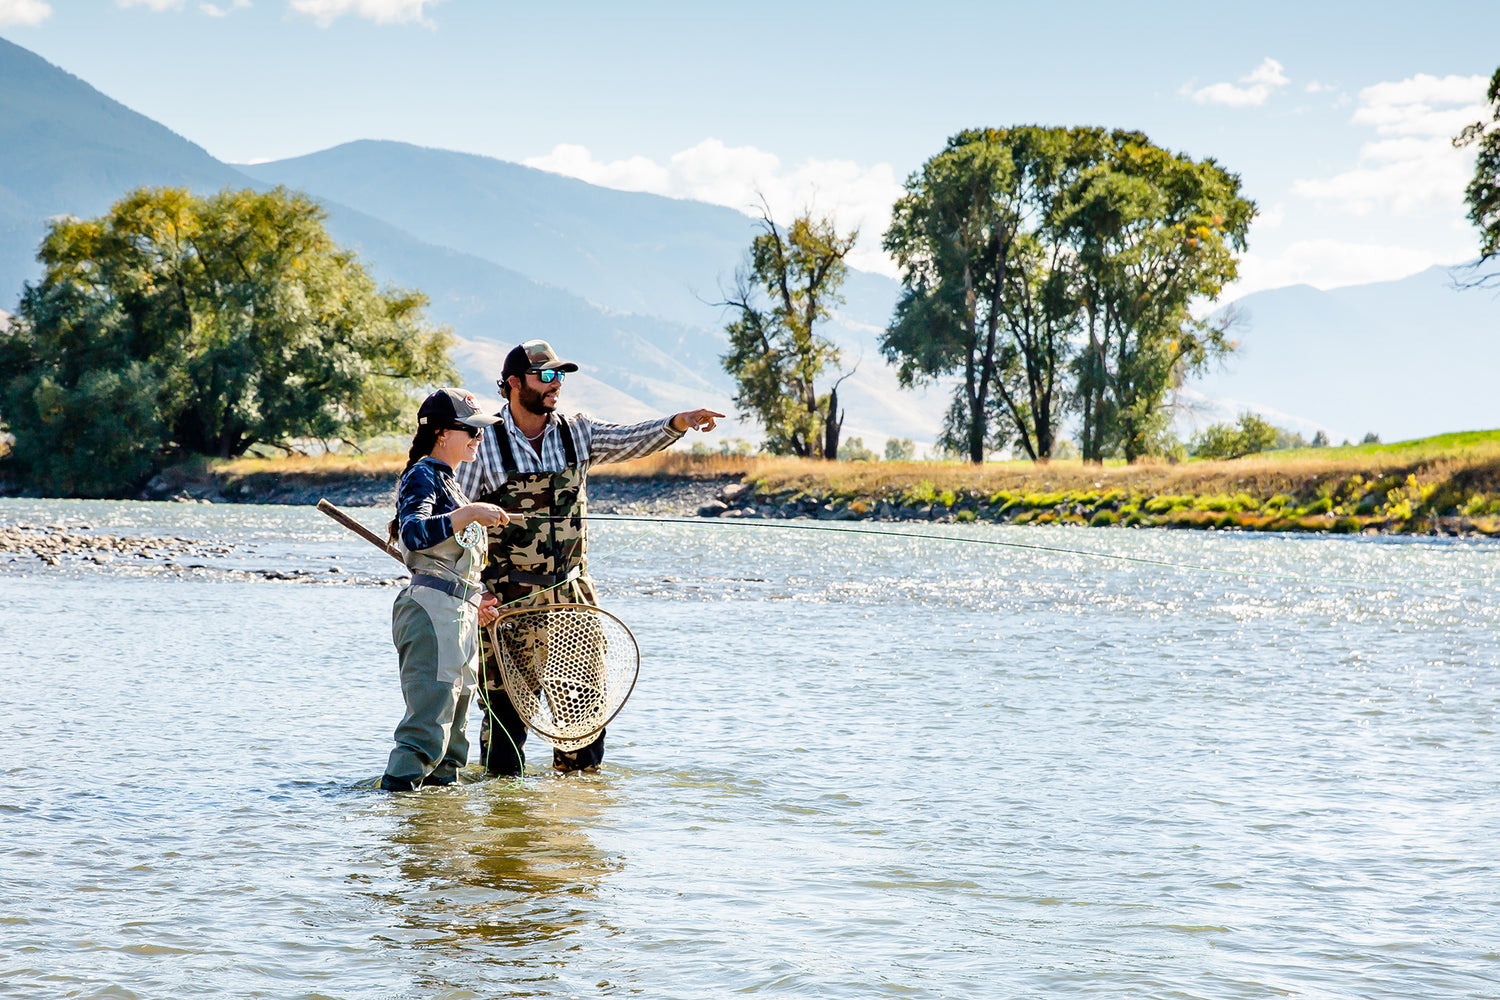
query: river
[{"left": 1, "top": 498, "right": 1496, "bottom": 999}]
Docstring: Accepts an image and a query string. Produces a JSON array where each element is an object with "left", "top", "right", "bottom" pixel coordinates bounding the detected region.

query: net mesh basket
[{"left": 486, "top": 603, "right": 639, "bottom": 747}]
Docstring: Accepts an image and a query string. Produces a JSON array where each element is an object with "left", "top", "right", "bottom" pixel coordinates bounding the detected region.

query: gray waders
[{"left": 383, "top": 513, "right": 486, "bottom": 791}]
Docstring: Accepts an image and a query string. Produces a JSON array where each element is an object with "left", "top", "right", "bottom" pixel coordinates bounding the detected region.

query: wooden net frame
[{"left": 485, "top": 603, "right": 640, "bottom": 748}]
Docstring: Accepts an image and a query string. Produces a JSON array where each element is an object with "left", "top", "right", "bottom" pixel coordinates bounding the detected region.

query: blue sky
[{"left": 4, "top": 0, "right": 1498, "bottom": 297}]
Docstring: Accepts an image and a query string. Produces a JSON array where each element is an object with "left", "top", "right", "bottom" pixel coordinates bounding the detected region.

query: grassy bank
[
  {"left": 126, "top": 430, "right": 1500, "bottom": 536},
  {"left": 726, "top": 431, "right": 1500, "bottom": 535}
]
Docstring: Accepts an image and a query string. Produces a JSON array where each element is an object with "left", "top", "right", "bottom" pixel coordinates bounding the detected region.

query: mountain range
[{"left": 0, "top": 33, "right": 1492, "bottom": 449}]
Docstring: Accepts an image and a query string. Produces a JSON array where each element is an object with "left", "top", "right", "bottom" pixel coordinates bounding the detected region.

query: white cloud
[
  {"left": 1292, "top": 72, "right": 1487, "bottom": 215},
  {"left": 1185, "top": 57, "right": 1289, "bottom": 107},
  {"left": 200, "top": 0, "right": 250, "bottom": 15},
  {"left": 0, "top": 0, "right": 51, "bottom": 26},
  {"left": 524, "top": 139, "right": 905, "bottom": 275},
  {"left": 287, "top": 0, "right": 438, "bottom": 26},
  {"left": 1223, "top": 238, "right": 1461, "bottom": 301},
  {"left": 117, "top": 0, "right": 186, "bottom": 9}
]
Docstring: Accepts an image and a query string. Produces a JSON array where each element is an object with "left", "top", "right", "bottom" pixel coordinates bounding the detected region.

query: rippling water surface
[{"left": 2, "top": 498, "right": 1497, "bottom": 999}]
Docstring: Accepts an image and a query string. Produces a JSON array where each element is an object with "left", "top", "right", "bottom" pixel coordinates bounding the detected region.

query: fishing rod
[{"left": 568, "top": 512, "right": 1499, "bottom": 589}]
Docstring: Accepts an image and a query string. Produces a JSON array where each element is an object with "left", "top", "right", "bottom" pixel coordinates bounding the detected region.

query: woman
[{"left": 380, "top": 388, "right": 510, "bottom": 791}]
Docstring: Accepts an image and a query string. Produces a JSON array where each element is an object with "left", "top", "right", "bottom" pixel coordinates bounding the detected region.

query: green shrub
[
  {"left": 1190, "top": 411, "right": 1281, "bottom": 459},
  {"left": 838, "top": 437, "right": 877, "bottom": 462},
  {"left": 1145, "top": 495, "right": 1193, "bottom": 514},
  {"left": 1089, "top": 510, "right": 1120, "bottom": 527},
  {"left": 883, "top": 437, "right": 916, "bottom": 461}
]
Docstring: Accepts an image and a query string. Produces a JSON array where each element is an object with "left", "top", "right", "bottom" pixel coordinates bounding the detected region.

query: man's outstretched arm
[{"left": 582, "top": 407, "right": 726, "bottom": 466}]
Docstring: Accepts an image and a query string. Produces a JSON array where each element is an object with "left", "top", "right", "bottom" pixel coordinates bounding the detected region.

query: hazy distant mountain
[
  {"left": 1196, "top": 266, "right": 1495, "bottom": 443},
  {"left": 0, "top": 35, "right": 248, "bottom": 306},
  {"left": 0, "top": 37, "right": 751, "bottom": 430},
  {"left": 234, "top": 140, "right": 934, "bottom": 444},
  {"left": 239, "top": 141, "right": 764, "bottom": 330}
]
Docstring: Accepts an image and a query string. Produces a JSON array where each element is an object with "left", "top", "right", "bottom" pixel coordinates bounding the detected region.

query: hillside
[
  {"left": 1198, "top": 266, "right": 1496, "bottom": 443},
  {"left": 0, "top": 35, "right": 248, "bottom": 305}
]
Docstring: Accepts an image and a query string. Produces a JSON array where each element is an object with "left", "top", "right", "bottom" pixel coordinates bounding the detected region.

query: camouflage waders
[{"left": 476, "top": 417, "right": 605, "bottom": 773}]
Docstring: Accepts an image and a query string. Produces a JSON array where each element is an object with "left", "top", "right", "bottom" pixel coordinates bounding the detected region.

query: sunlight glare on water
[{"left": 1, "top": 499, "right": 1497, "bottom": 999}]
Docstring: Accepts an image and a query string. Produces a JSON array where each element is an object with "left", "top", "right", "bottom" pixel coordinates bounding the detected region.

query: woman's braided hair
[{"left": 388, "top": 425, "right": 442, "bottom": 543}]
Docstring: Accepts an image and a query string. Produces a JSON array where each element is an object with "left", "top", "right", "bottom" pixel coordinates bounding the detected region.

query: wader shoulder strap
[
  {"left": 492, "top": 419, "right": 520, "bottom": 476},
  {"left": 557, "top": 415, "right": 579, "bottom": 468}
]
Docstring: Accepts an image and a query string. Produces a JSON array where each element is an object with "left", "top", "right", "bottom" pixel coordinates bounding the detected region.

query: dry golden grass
[
  {"left": 215, "top": 451, "right": 406, "bottom": 478},
  {"left": 206, "top": 432, "right": 1500, "bottom": 501},
  {"left": 591, "top": 451, "right": 774, "bottom": 479},
  {"left": 741, "top": 449, "right": 1500, "bottom": 501}
]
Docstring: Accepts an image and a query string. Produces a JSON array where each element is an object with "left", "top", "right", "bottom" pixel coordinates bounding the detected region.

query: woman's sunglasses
[{"left": 449, "top": 424, "right": 482, "bottom": 438}]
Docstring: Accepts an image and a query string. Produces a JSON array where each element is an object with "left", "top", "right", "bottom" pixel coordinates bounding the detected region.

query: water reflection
[{"left": 372, "top": 771, "right": 622, "bottom": 951}]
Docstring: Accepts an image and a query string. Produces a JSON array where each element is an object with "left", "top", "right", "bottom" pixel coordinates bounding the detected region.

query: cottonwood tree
[
  {"left": 883, "top": 127, "right": 1109, "bottom": 464},
  {"left": 1455, "top": 66, "right": 1500, "bottom": 287},
  {"left": 1063, "top": 136, "right": 1254, "bottom": 462},
  {"left": 882, "top": 131, "right": 1023, "bottom": 464},
  {"left": 884, "top": 127, "right": 1252, "bottom": 465},
  {"left": 721, "top": 209, "right": 857, "bottom": 458},
  {"left": 0, "top": 186, "right": 454, "bottom": 496}
]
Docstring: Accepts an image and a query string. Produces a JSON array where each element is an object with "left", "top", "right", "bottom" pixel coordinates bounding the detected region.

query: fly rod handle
[
  {"left": 317, "top": 498, "right": 524, "bottom": 566},
  {"left": 317, "top": 498, "right": 405, "bottom": 565}
]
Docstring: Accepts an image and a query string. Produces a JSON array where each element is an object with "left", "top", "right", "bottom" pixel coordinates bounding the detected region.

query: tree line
[
  {"left": 721, "top": 126, "right": 1255, "bottom": 464},
  {"left": 722, "top": 97, "right": 1500, "bottom": 464}
]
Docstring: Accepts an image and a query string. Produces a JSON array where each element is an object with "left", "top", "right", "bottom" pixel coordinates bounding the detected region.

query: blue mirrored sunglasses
[{"left": 534, "top": 369, "right": 566, "bottom": 384}]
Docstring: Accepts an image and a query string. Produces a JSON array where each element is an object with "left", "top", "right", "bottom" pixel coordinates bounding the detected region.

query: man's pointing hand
[{"left": 670, "top": 408, "right": 726, "bottom": 433}]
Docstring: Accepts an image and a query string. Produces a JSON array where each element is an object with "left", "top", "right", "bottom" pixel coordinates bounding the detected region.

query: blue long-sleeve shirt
[{"left": 395, "top": 457, "right": 471, "bottom": 552}]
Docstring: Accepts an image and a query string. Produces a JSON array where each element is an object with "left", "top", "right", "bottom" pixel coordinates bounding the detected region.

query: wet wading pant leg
[
  {"left": 479, "top": 575, "right": 606, "bottom": 774},
  {"left": 385, "top": 588, "right": 475, "bottom": 788},
  {"left": 478, "top": 639, "right": 607, "bottom": 775}
]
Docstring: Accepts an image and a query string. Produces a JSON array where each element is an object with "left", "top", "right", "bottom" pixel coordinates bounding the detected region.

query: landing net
[{"left": 485, "top": 603, "right": 640, "bottom": 747}]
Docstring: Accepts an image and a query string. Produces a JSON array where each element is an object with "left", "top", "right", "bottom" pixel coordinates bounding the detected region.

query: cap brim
[
  {"left": 537, "top": 362, "right": 579, "bottom": 373},
  {"left": 457, "top": 413, "right": 501, "bottom": 427}
]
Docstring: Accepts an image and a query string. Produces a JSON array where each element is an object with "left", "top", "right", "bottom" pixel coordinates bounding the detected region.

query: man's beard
[{"left": 514, "top": 381, "right": 556, "bottom": 416}]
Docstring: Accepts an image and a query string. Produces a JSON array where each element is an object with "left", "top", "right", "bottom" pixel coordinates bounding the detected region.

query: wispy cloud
[
  {"left": 200, "top": 0, "right": 251, "bottom": 16},
  {"left": 117, "top": 0, "right": 186, "bottom": 9},
  {"left": 1292, "top": 72, "right": 1487, "bottom": 215},
  {"left": 523, "top": 139, "right": 905, "bottom": 275},
  {"left": 1184, "top": 57, "right": 1289, "bottom": 108},
  {"left": 287, "top": 0, "right": 439, "bottom": 26},
  {"left": 0, "top": 0, "right": 51, "bottom": 26}
]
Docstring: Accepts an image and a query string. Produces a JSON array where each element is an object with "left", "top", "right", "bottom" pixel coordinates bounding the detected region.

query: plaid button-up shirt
[{"left": 455, "top": 402, "right": 683, "bottom": 500}]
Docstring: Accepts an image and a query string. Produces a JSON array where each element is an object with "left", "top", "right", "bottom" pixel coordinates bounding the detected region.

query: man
[{"left": 457, "top": 339, "right": 724, "bottom": 774}]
